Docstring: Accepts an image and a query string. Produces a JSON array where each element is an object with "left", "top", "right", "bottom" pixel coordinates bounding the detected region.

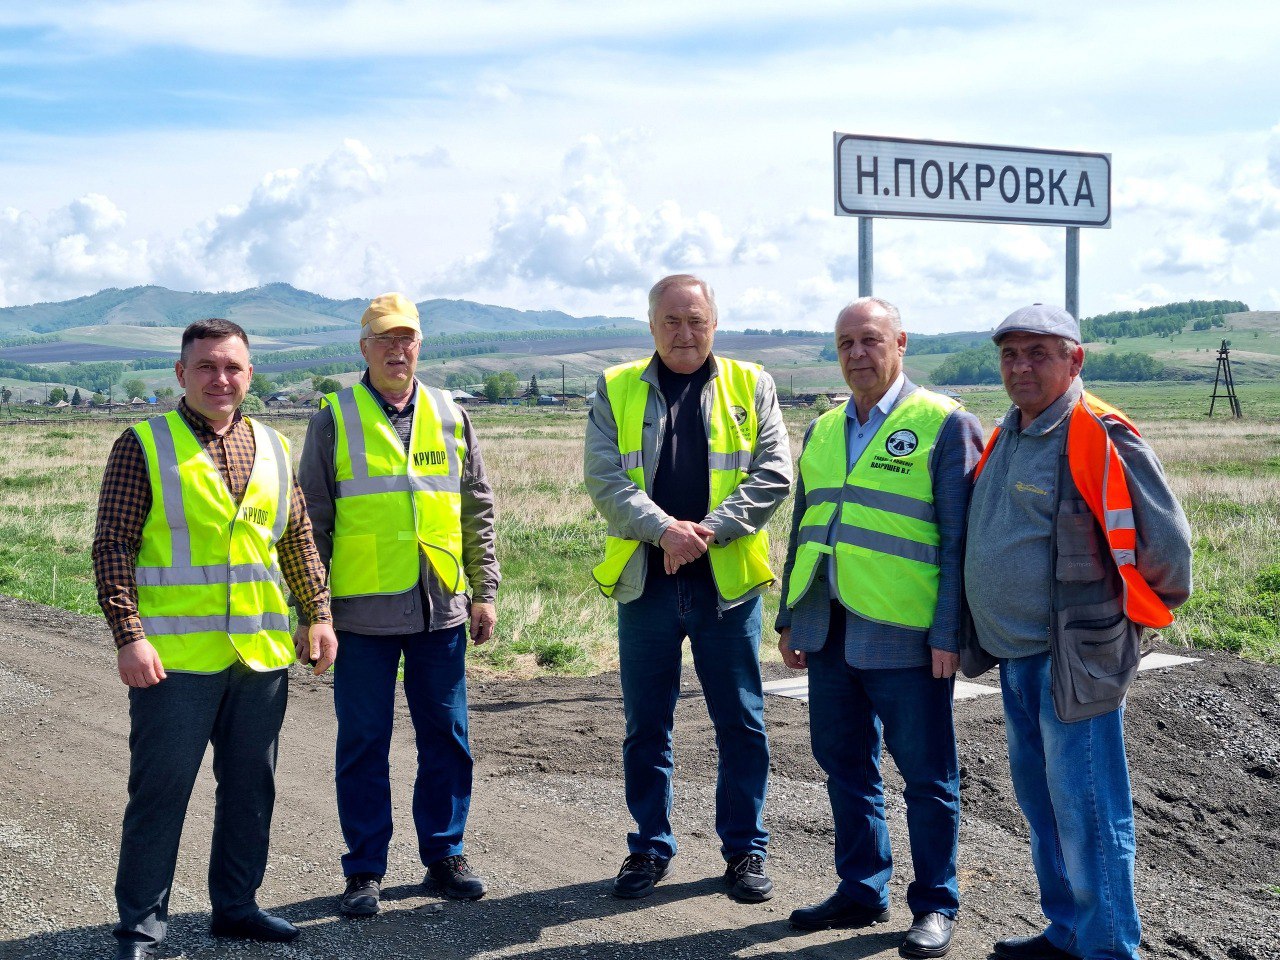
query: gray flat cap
[{"left": 992, "top": 303, "right": 1081, "bottom": 344}]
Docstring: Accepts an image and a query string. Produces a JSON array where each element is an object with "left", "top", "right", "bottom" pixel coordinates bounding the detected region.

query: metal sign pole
[
  {"left": 858, "top": 217, "right": 873, "bottom": 297},
  {"left": 1065, "top": 227, "right": 1079, "bottom": 319}
]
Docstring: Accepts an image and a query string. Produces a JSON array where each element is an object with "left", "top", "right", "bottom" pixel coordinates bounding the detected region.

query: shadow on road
[{"left": 2, "top": 876, "right": 913, "bottom": 959}]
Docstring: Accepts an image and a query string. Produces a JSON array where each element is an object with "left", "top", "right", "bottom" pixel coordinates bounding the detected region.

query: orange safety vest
[{"left": 974, "top": 391, "right": 1175, "bottom": 629}]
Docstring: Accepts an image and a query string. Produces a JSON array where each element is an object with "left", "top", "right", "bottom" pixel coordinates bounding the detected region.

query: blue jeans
[
  {"left": 334, "top": 626, "right": 472, "bottom": 877},
  {"left": 617, "top": 570, "right": 769, "bottom": 861},
  {"left": 807, "top": 610, "right": 960, "bottom": 918},
  {"left": 1000, "top": 653, "right": 1140, "bottom": 960}
]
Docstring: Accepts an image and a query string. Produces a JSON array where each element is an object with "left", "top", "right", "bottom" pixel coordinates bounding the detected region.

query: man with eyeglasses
[{"left": 296, "top": 293, "right": 501, "bottom": 917}]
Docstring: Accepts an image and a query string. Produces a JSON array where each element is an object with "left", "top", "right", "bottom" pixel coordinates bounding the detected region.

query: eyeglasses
[{"left": 367, "top": 334, "right": 421, "bottom": 349}]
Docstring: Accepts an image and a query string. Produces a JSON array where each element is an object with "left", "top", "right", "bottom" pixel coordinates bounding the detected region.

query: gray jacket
[
  {"left": 962, "top": 378, "right": 1192, "bottom": 720},
  {"left": 296, "top": 379, "right": 500, "bottom": 634},
  {"left": 583, "top": 352, "right": 793, "bottom": 608}
]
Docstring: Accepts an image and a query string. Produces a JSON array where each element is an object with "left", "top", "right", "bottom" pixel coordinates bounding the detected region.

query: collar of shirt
[
  {"left": 1002, "top": 376, "right": 1083, "bottom": 437},
  {"left": 842, "top": 372, "right": 906, "bottom": 472},
  {"left": 361, "top": 370, "right": 417, "bottom": 417},
  {"left": 177, "top": 396, "right": 245, "bottom": 442},
  {"left": 845, "top": 371, "right": 906, "bottom": 426}
]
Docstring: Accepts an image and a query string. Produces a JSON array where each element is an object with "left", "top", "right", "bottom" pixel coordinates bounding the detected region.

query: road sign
[{"left": 834, "top": 133, "right": 1111, "bottom": 228}]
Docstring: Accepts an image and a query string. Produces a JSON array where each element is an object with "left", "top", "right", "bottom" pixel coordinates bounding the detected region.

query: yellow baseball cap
[{"left": 361, "top": 292, "right": 421, "bottom": 336}]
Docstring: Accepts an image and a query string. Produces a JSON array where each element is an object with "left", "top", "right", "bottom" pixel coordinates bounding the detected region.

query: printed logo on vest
[
  {"left": 730, "top": 405, "right": 748, "bottom": 426},
  {"left": 885, "top": 429, "right": 918, "bottom": 457},
  {"left": 241, "top": 505, "right": 269, "bottom": 525},
  {"left": 414, "top": 450, "right": 448, "bottom": 467}
]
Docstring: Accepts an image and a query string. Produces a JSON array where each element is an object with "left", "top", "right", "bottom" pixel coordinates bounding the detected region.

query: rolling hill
[
  {"left": 1, "top": 288, "right": 1276, "bottom": 404},
  {"left": 0, "top": 283, "right": 637, "bottom": 338}
]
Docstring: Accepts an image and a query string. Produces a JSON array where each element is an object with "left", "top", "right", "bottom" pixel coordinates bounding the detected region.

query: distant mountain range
[{"left": 0, "top": 283, "right": 639, "bottom": 337}]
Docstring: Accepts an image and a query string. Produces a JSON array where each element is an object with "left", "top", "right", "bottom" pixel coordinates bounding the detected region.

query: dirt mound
[{"left": 0, "top": 595, "right": 1276, "bottom": 959}]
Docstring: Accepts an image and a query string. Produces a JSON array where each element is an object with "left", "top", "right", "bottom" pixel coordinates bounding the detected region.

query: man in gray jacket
[
  {"left": 295, "top": 293, "right": 500, "bottom": 917},
  {"left": 778, "top": 297, "right": 983, "bottom": 959},
  {"left": 963, "top": 304, "right": 1192, "bottom": 960},
  {"left": 584, "top": 273, "right": 791, "bottom": 902}
]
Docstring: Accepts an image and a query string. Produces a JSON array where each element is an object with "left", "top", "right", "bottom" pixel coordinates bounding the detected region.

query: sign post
[{"left": 834, "top": 133, "right": 1111, "bottom": 315}]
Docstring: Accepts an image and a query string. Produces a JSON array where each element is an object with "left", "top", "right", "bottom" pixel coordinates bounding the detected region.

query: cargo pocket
[
  {"left": 1056, "top": 597, "right": 1140, "bottom": 707},
  {"left": 1055, "top": 500, "right": 1104, "bottom": 583}
]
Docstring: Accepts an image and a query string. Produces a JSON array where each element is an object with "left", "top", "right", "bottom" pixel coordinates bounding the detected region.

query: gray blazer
[
  {"left": 776, "top": 380, "right": 984, "bottom": 670},
  {"left": 583, "top": 352, "right": 793, "bottom": 608}
]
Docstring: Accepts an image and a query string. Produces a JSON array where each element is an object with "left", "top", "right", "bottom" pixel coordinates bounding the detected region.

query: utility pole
[{"left": 560, "top": 362, "right": 566, "bottom": 401}]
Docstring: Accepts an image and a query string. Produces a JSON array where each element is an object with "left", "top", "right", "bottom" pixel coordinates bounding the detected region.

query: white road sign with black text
[{"left": 834, "top": 133, "right": 1111, "bottom": 228}]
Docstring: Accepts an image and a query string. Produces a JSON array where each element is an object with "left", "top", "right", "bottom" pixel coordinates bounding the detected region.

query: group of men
[{"left": 93, "top": 273, "right": 1191, "bottom": 960}]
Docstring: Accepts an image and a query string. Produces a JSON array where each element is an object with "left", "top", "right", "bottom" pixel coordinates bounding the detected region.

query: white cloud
[
  {"left": 1134, "top": 232, "right": 1230, "bottom": 275},
  {"left": 0, "top": 194, "right": 149, "bottom": 306},
  {"left": 432, "top": 134, "right": 753, "bottom": 294},
  {"left": 0, "top": 141, "right": 388, "bottom": 306}
]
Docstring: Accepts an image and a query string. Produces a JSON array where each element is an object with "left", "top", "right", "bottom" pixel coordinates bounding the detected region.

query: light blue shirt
[{"left": 828, "top": 372, "right": 906, "bottom": 597}]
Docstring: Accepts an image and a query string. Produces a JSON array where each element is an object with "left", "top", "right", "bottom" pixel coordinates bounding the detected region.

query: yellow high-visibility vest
[
  {"left": 592, "top": 356, "right": 774, "bottom": 603},
  {"left": 133, "top": 411, "right": 294, "bottom": 672},
  {"left": 787, "top": 389, "right": 958, "bottom": 630},
  {"left": 325, "top": 382, "right": 467, "bottom": 598}
]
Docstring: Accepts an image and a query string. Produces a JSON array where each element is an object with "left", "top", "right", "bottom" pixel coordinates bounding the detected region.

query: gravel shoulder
[{"left": 0, "top": 595, "right": 1276, "bottom": 960}]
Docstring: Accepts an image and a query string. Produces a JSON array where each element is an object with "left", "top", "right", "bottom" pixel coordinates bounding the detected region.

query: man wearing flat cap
[
  {"left": 962, "top": 304, "right": 1192, "bottom": 960},
  {"left": 296, "top": 293, "right": 500, "bottom": 916}
]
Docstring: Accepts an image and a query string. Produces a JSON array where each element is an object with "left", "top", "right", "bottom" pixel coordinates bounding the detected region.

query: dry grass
[{"left": 1, "top": 391, "right": 1276, "bottom": 671}]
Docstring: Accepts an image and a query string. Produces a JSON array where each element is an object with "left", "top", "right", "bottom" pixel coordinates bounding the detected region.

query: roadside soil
[{"left": 0, "top": 594, "right": 1276, "bottom": 960}]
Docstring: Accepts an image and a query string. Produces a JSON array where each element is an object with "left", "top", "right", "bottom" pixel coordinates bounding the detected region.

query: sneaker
[
  {"left": 425, "top": 855, "right": 487, "bottom": 900},
  {"left": 340, "top": 873, "right": 382, "bottom": 917},
  {"left": 724, "top": 852, "right": 774, "bottom": 902},
  {"left": 612, "top": 852, "right": 670, "bottom": 899}
]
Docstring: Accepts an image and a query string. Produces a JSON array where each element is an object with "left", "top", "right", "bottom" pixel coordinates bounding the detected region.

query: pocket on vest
[
  {"left": 1055, "top": 501, "right": 1104, "bottom": 583},
  {"left": 1056, "top": 598, "right": 1141, "bottom": 705}
]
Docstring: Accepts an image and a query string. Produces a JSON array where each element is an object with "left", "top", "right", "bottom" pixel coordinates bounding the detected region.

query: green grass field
[{"left": 1, "top": 380, "right": 1277, "bottom": 671}]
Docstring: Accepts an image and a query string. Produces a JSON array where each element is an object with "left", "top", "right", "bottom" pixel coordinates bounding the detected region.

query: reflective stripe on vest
[
  {"left": 326, "top": 381, "right": 467, "bottom": 598},
  {"left": 973, "top": 392, "right": 1175, "bottom": 629},
  {"left": 786, "top": 389, "right": 957, "bottom": 631},
  {"left": 591, "top": 356, "right": 774, "bottom": 603},
  {"left": 133, "top": 411, "right": 294, "bottom": 672}
]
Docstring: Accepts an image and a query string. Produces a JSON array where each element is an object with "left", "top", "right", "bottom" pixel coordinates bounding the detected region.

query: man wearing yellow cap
[{"left": 296, "top": 293, "right": 501, "bottom": 916}]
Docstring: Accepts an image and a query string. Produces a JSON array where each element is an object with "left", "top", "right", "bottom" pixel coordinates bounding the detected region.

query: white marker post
[{"left": 833, "top": 133, "right": 1111, "bottom": 315}]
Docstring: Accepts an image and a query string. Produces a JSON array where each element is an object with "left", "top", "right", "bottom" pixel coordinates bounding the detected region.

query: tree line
[
  {"left": 930, "top": 347, "right": 1172, "bottom": 385},
  {"left": 1080, "top": 300, "right": 1247, "bottom": 341}
]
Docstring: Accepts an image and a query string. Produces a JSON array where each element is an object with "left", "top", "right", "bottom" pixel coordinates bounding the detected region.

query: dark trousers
[
  {"left": 333, "top": 626, "right": 472, "bottom": 877},
  {"left": 114, "top": 663, "right": 287, "bottom": 947},
  {"left": 807, "top": 605, "right": 961, "bottom": 917},
  {"left": 616, "top": 569, "right": 770, "bottom": 861}
]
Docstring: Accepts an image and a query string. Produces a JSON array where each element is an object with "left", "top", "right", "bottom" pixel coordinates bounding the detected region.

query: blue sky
[{"left": 1, "top": 1, "right": 1279, "bottom": 332}]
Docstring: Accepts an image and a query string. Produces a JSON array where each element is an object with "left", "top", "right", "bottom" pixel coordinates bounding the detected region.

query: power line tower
[{"left": 1208, "top": 339, "right": 1241, "bottom": 418}]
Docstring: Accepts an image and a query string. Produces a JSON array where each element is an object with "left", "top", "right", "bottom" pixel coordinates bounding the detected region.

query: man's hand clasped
[{"left": 659, "top": 519, "right": 715, "bottom": 575}]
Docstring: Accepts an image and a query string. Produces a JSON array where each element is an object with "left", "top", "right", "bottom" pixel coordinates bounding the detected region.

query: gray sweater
[{"left": 965, "top": 378, "right": 1192, "bottom": 659}]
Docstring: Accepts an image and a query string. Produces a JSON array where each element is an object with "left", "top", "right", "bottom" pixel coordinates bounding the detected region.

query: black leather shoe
[
  {"left": 900, "top": 912, "right": 955, "bottom": 958},
  {"left": 426, "top": 854, "right": 487, "bottom": 900},
  {"left": 993, "top": 933, "right": 1076, "bottom": 960},
  {"left": 724, "top": 852, "right": 774, "bottom": 902},
  {"left": 789, "top": 890, "right": 890, "bottom": 930},
  {"left": 340, "top": 873, "right": 383, "bottom": 916},
  {"left": 612, "top": 852, "right": 670, "bottom": 899},
  {"left": 114, "top": 942, "right": 157, "bottom": 960},
  {"left": 209, "top": 909, "right": 300, "bottom": 943}
]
